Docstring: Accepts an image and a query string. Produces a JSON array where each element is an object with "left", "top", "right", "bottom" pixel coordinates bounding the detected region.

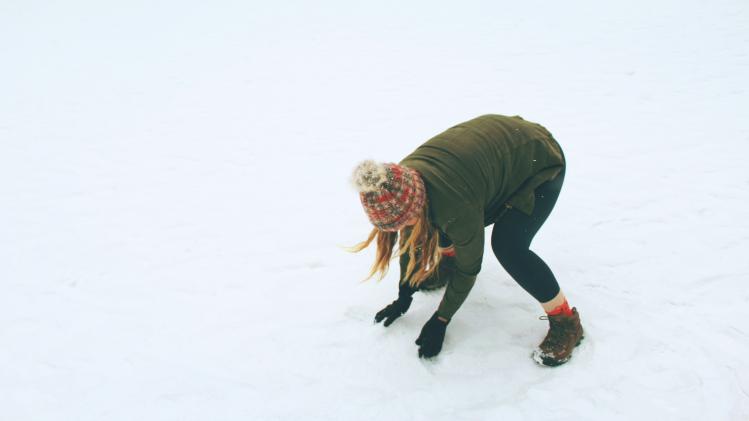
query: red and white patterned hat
[{"left": 351, "top": 160, "right": 426, "bottom": 232}]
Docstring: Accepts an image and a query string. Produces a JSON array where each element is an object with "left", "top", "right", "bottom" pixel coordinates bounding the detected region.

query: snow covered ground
[{"left": 2, "top": 1, "right": 748, "bottom": 419}]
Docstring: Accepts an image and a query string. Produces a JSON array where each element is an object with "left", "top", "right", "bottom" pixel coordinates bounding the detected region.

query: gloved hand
[
  {"left": 415, "top": 312, "right": 449, "bottom": 358},
  {"left": 374, "top": 281, "right": 417, "bottom": 327},
  {"left": 374, "top": 296, "right": 412, "bottom": 327}
]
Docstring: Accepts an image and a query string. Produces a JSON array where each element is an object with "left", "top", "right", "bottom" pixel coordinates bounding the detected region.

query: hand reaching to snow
[
  {"left": 374, "top": 281, "right": 418, "bottom": 327},
  {"left": 374, "top": 296, "right": 412, "bottom": 327},
  {"left": 415, "top": 312, "right": 449, "bottom": 358}
]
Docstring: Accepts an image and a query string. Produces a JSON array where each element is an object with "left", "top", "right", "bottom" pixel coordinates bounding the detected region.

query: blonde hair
[{"left": 349, "top": 198, "right": 445, "bottom": 288}]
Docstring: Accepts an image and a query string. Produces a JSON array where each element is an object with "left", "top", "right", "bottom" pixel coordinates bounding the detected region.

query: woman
[{"left": 350, "top": 114, "right": 584, "bottom": 367}]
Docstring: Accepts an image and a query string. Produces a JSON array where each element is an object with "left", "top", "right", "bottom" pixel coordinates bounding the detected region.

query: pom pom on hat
[
  {"left": 351, "top": 160, "right": 426, "bottom": 232},
  {"left": 351, "top": 160, "right": 388, "bottom": 193}
]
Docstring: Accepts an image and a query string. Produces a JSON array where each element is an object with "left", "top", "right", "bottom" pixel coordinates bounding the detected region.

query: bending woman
[{"left": 350, "top": 114, "right": 584, "bottom": 367}]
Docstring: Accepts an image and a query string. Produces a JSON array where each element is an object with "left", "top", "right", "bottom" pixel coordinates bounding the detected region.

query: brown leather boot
[{"left": 532, "top": 307, "right": 584, "bottom": 367}]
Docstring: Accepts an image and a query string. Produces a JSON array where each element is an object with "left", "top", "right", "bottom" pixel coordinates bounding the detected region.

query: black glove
[
  {"left": 374, "top": 296, "right": 411, "bottom": 327},
  {"left": 374, "top": 282, "right": 417, "bottom": 327},
  {"left": 415, "top": 312, "right": 449, "bottom": 358}
]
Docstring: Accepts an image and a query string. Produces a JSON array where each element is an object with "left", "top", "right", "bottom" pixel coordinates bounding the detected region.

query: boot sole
[{"left": 534, "top": 335, "right": 584, "bottom": 367}]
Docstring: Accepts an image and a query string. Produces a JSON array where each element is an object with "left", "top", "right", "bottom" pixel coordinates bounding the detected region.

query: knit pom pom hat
[{"left": 351, "top": 160, "right": 426, "bottom": 232}]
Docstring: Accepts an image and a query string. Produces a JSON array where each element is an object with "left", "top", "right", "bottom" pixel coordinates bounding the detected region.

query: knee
[{"left": 491, "top": 239, "right": 525, "bottom": 267}]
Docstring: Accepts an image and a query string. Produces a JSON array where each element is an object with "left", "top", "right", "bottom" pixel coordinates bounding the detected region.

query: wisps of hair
[
  {"left": 347, "top": 226, "right": 398, "bottom": 282},
  {"left": 348, "top": 195, "right": 443, "bottom": 288}
]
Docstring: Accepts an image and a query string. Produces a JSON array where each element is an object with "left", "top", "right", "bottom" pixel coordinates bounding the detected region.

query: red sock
[{"left": 547, "top": 299, "right": 573, "bottom": 316}]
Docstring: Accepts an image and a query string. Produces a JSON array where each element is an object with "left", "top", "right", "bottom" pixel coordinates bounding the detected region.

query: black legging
[{"left": 490, "top": 164, "right": 566, "bottom": 303}]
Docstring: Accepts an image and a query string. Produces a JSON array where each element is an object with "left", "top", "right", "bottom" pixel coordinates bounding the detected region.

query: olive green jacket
[{"left": 398, "top": 114, "right": 565, "bottom": 320}]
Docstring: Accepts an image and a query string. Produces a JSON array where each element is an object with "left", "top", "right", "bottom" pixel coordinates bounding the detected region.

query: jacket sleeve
[{"left": 436, "top": 215, "right": 484, "bottom": 320}]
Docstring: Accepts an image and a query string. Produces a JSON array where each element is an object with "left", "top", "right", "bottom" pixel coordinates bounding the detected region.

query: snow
[{"left": 2, "top": 1, "right": 748, "bottom": 419}]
